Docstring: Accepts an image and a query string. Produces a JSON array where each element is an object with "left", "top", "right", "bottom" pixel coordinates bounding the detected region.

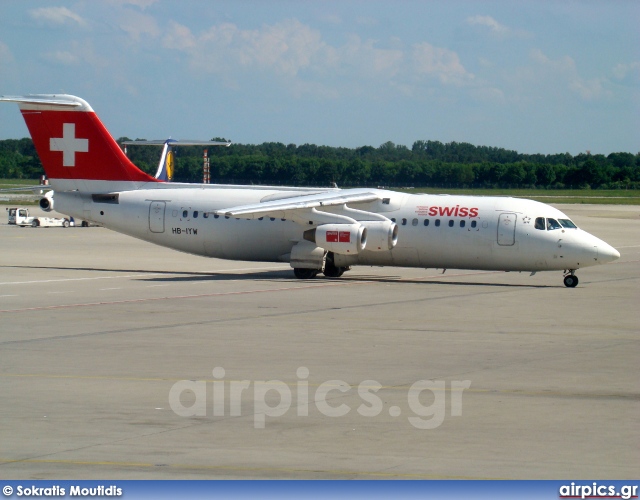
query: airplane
[
  {"left": 0, "top": 94, "right": 620, "bottom": 287},
  {"left": 122, "top": 138, "right": 230, "bottom": 182}
]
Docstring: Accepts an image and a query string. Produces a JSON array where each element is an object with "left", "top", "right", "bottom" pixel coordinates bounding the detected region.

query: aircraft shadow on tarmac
[
  {"left": 338, "top": 275, "right": 557, "bottom": 288},
  {"left": 4, "top": 265, "right": 557, "bottom": 288}
]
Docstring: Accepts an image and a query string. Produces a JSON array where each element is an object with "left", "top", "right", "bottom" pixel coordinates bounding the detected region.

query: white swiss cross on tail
[{"left": 50, "top": 123, "right": 89, "bottom": 167}]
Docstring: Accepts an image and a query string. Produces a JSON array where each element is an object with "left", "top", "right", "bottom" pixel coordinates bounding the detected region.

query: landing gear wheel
[
  {"left": 293, "top": 268, "right": 319, "bottom": 279},
  {"left": 563, "top": 274, "right": 579, "bottom": 288},
  {"left": 323, "top": 252, "right": 345, "bottom": 278},
  {"left": 323, "top": 261, "right": 345, "bottom": 278},
  {"left": 323, "top": 266, "right": 345, "bottom": 278}
]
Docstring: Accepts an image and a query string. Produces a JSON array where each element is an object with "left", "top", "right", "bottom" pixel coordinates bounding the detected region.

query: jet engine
[
  {"left": 305, "top": 223, "right": 367, "bottom": 255},
  {"left": 39, "top": 191, "right": 54, "bottom": 212},
  {"left": 360, "top": 220, "right": 398, "bottom": 251}
]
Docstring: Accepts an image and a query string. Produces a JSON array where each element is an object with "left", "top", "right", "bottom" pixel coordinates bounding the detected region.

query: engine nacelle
[
  {"left": 39, "top": 192, "right": 54, "bottom": 212},
  {"left": 306, "top": 223, "right": 367, "bottom": 255},
  {"left": 360, "top": 220, "right": 398, "bottom": 251}
]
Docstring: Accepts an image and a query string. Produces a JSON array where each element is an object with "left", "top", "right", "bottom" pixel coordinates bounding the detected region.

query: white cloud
[
  {"left": 337, "top": 35, "right": 404, "bottom": 78},
  {"left": 412, "top": 42, "right": 474, "bottom": 85},
  {"left": 318, "top": 13, "right": 342, "bottom": 25},
  {"left": 613, "top": 62, "right": 640, "bottom": 83},
  {"left": 118, "top": 9, "right": 161, "bottom": 40},
  {"left": 165, "top": 19, "right": 328, "bottom": 78},
  {"left": 163, "top": 22, "right": 197, "bottom": 50},
  {"left": 465, "top": 15, "right": 530, "bottom": 39},
  {"left": 356, "top": 16, "right": 378, "bottom": 27},
  {"left": 29, "top": 6, "right": 87, "bottom": 27},
  {"left": 530, "top": 48, "right": 609, "bottom": 100},
  {"left": 39, "top": 40, "right": 109, "bottom": 72},
  {"left": 466, "top": 15, "right": 509, "bottom": 35},
  {"left": 0, "top": 41, "right": 14, "bottom": 64},
  {"left": 162, "top": 18, "right": 473, "bottom": 98},
  {"left": 472, "top": 86, "right": 505, "bottom": 103},
  {"left": 105, "top": 0, "right": 159, "bottom": 8},
  {"left": 42, "top": 50, "right": 79, "bottom": 65}
]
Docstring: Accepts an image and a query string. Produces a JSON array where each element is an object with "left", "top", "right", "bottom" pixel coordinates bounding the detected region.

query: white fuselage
[{"left": 51, "top": 180, "right": 618, "bottom": 273}]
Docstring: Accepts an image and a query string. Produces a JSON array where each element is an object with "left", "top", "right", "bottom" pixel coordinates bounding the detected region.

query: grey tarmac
[{"left": 0, "top": 204, "right": 638, "bottom": 479}]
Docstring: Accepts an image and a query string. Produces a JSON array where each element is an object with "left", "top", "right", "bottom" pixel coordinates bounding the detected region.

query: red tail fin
[{"left": 1, "top": 95, "right": 157, "bottom": 183}]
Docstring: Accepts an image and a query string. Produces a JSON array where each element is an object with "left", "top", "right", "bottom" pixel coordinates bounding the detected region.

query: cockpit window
[
  {"left": 534, "top": 217, "right": 545, "bottom": 230},
  {"left": 546, "top": 218, "right": 562, "bottom": 230},
  {"left": 559, "top": 219, "right": 577, "bottom": 229}
]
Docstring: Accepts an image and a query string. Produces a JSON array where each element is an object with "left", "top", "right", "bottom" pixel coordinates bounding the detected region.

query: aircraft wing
[{"left": 214, "top": 190, "right": 382, "bottom": 223}]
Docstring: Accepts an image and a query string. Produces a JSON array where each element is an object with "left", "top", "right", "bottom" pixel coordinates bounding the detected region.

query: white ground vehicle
[{"left": 7, "top": 207, "right": 73, "bottom": 228}]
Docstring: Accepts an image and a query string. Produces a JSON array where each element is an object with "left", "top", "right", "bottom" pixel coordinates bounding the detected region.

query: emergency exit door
[
  {"left": 149, "top": 201, "right": 165, "bottom": 233},
  {"left": 497, "top": 212, "right": 516, "bottom": 246}
]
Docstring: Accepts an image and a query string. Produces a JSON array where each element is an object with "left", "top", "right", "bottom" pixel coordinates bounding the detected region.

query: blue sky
[{"left": 0, "top": 0, "right": 638, "bottom": 155}]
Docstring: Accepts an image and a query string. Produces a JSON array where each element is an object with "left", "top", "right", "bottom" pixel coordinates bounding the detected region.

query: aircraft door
[
  {"left": 497, "top": 212, "right": 516, "bottom": 246},
  {"left": 149, "top": 201, "right": 166, "bottom": 233}
]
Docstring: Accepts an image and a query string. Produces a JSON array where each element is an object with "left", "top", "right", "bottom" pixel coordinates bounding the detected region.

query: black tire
[
  {"left": 323, "top": 264, "right": 345, "bottom": 278},
  {"left": 63, "top": 219, "right": 70, "bottom": 228},
  {"left": 81, "top": 220, "right": 88, "bottom": 227},
  {"left": 293, "top": 268, "right": 318, "bottom": 279},
  {"left": 563, "top": 275, "right": 579, "bottom": 288},
  {"left": 31, "top": 219, "right": 39, "bottom": 228}
]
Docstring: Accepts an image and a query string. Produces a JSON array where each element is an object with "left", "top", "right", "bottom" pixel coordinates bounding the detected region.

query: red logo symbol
[{"left": 326, "top": 231, "right": 351, "bottom": 243}]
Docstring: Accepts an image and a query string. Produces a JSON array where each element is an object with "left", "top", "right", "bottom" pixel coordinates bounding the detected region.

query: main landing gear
[
  {"left": 293, "top": 253, "right": 348, "bottom": 279},
  {"left": 293, "top": 268, "right": 319, "bottom": 279},
  {"left": 563, "top": 270, "right": 579, "bottom": 288}
]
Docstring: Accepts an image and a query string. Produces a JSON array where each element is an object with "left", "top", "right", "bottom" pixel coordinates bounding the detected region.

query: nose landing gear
[{"left": 563, "top": 270, "right": 579, "bottom": 288}]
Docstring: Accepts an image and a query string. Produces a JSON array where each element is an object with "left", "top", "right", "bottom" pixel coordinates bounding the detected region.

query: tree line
[{"left": 1, "top": 137, "right": 638, "bottom": 189}]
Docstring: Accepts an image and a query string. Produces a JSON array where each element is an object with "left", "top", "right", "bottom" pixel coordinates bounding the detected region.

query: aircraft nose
[{"left": 598, "top": 244, "right": 620, "bottom": 263}]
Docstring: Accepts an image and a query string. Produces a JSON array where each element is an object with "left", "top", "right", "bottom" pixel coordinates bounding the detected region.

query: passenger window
[
  {"left": 547, "top": 218, "right": 562, "bottom": 230},
  {"left": 435, "top": 219, "right": 441, "bottom": 227},
  {"left": 559, "top": 219, "right": 577, "bottom": 229},
  {"left": 423, "top": 219, "right": 429, "bottom": 227},
  {"left": 471, "top": 221, "right": 477, "bottom": 228},
  {"left": 270, "top": 217, "right": 275, "bottom": 221},
  {"left": 182, "top": 210, "right": 188, "bottom": 218},
  {"left": 259, "top": 217, "right": 264, "bottom": 221},
  {"left": 412, "top": 218, "right": 418, "bottom": 226},
  {"left": 402, "top": 218, "right": 407, "bottom": 226},
  {"left": 535, "top": 217, "right": 545, "bottom": 230},
  {"left": 460, "top": 220, "right": 465, "bottom": 228},
  {"left": 448, "top": 220, "right": 454, "bottom": 227},
  {"left": 382, "top": 198, "right": 390, "bottom": 205},
  {"left": 172, "top": 210, "right": 178, "bottom": 217},
  {"left": 214, "top": 214, "right": 219, "bottom": 219},
  {"left": 193, "top": 211, "right": 198, "bottom": 218}
]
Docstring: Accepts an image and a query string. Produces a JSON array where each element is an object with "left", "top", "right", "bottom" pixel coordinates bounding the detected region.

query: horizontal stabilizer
[
  {"left": 0, "top": 95, "right": 89, "bottom": 109},
  {"left": 123, "top": 139, "right": 231, "bottom": 147}
]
